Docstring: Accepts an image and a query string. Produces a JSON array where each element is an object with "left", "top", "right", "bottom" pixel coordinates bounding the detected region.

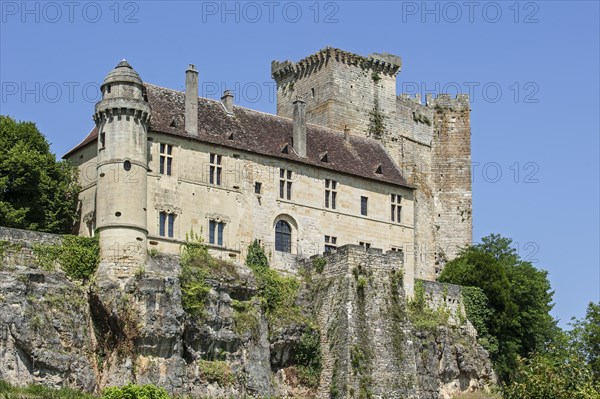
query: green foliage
[
  {"left": 198, "top": 360, "right": 235, "bottom": 386},
  {"left": 461, "top": 286, "right": 498, "bottom": 355},
  {"left": 571, "top": 302, "right": 600, "bottom": 381},
  {"left": 231, "top": 299, "right": 259, "bottom": 337},
  {"left": 368, "top": 100, "right": 385, "bottom": 139},
  {"left": 245, "top": 239, "right": 268, "bottom": 269},
  {"left": 0, "top": 379, "right": 96, "bottom": 399},
  {"left": 356, "top": 275, "right": 368, "bottom": 291},
  {"left": 371, "top": 71, "right": 381, "bottom": 82},
  {"left": 312, "top": 256, "right": 326, "bottom": 274},
  {"left": 412, "top": 112, "right": 432, "bottom": 126},
  {"left": 179, "top": 236, "right": 211, "bottom": 319},
  {"left": 502, "top": 333, "right": 600, "bottom": 399},
  {"left": 0, "top": 240, "right": 23, "bottom": 260},
  {"left": 351, "top": 344, "right": 365, "bottom": 374},
  {"left": 295, "top": 327, "right": 322, "bottom": 388},
  {"left": 407, "top": 280, "right": 450, "bottom": 330},
  {"left": 101, "top": 383, "right": 170, "bottom": 399},
  {"left": 245, "top": 240, "right": 299, "bottom": 318},
  {"left": 33, "top": 235, "right": 99, "bottom": 281},
  {"left": 439, "top": 234, "right": 558, "bottom": 382},
  {"left": 0, "top": 115, "right": 79, "bottom": 233}
]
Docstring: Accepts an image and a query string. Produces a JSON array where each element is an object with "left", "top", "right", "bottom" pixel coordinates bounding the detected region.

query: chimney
[
  {"left": 292, "top": 98, "right": 306, "bottom": 158},
  {"left": 221, "top": 90, "right": 234, "bottom": 114},
  {"left": 185, "top": 64, "right": 198, "bottom": 135}
]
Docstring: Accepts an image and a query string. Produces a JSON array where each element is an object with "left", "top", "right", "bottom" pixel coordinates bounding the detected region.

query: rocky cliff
[{"left": 0, "top": 227, "right": 495, "bottom": 398}]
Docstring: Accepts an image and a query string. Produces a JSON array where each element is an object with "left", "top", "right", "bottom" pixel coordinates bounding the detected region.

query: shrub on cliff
[
  {"left": 102, "top": 383, "right": 170, "bottom": 399},
  {"left": 245, "top": 240, "right": 299, "bottom": 316},
  {"left": 0, "top": 115, "right": 79, "bottom": 233},
  {"left": 33, "top": 235, "right": 99, "bottom": 282},
  {"left": 179, "top": 234, "right": 212, "bottom": 319}
]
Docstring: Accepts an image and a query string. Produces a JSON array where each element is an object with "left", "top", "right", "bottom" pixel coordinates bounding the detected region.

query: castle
[{"left": 64, "top": 47, "right": 472, "bottom": 293}]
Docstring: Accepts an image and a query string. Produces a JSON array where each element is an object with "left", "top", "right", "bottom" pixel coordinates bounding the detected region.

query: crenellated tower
[
  {"left": 272, "top": 48, "right": 472, "bottom": 281},
  {"left": 93, "top": 60, "right": 151, "bottom": 271},
  {"left": 272, "top": 47, "right": 401, "bottom": 140}
]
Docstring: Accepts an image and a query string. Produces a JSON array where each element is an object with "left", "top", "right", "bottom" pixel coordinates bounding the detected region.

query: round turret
[{"left": 94, "top": 60, "right": 151, "bottom": 273}]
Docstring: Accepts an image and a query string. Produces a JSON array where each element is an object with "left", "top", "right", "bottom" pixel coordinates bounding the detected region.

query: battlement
[
  {"left": 271, "top": 47, "right": 401, "bottom": 83},
  {"left": 426, "top": 93, "right": 470, "bottom": 111},
  {"left": 302, "top": 244, "right": 410, "bottom": 295},
  {"left": 398, "top": 93, "right": 470, "bottom": 110},
  {"left": 0, "top": 226, "right": 62, "bottom": 269},
  {"left": 417, "top": 279, "right": 472, "bottom": 328},
  {"left": 398, "top": 93, "right": 423, "bottom": 104}
]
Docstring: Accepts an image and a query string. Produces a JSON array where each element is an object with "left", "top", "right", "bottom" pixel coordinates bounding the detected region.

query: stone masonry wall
[
  {"left": 0, "top": 226, "right": 62, "bottom": 268},
  {"left": 273, "top": 48, "right": 400, "bottom": 139},
  {"left": 273, "top": 48, "right": 473, "bottom": 283},
  {"left": 308, "top": 245, "right": 416, "bottom": 398},
  {"left": 428, "top": 94, "right": 472, "bottom": 267},
  {"left": 307, "top": 245, "right": 495, "bottom": 399}
]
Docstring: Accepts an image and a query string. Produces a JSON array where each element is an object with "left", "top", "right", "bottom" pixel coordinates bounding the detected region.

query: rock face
[
  {"left": 307, "top": 245, "right": 495, "bottom": 399},
  {"left": 0, "top": 227, "right": 495, "bottom": 398}
]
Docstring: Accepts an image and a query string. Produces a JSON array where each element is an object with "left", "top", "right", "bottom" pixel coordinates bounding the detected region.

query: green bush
[
  {"left": 101, "top": 383, "right": 170, "bottom": 399},
  {"left": 198, "top": 360, "right": 235, "bottom": 386},
  {"left": 407, "top": 280, "right": 450, "bottom": 330},
  {"left": 245, "top": 240, "right": 299, "bottom": 317},
  {"left": 33, "top": 235, "right": 99, "bottom": 281},
  {"left": 461, "top": 286, "right": 498, "bottom": 355},
  {"left": 312, "top": 256, "right": 326, "bottom": 274},
  {"left": 179, "top": 237, "right": 212, "bottom": 319},
  {"left": 295, "top": 327, "right": 322, "bottom": 387},
  {"left": 231, "top": 299, "right": 260, "bottom": 337}
]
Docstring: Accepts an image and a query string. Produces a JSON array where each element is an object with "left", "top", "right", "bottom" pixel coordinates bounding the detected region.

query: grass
[
  {"left": 0, "top": 380, "right": 96, "bottom": 399},
  {"left": 451, "top": 392, "right": 503, "bottom": 399}
]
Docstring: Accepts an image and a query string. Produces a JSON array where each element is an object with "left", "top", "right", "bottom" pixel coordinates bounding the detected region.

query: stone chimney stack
[
  {"left": 292, "top": 98, "right": 306, "bottom": 158},
  {"left": 221, "top": 90, "right": 234, "bottom": 114},
  {"left": 185, "top": 64, "right": 198, "bottom": 135}
]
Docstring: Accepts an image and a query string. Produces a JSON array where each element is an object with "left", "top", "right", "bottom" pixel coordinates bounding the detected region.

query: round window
[{"left": 124, "top": 160, "right": 132, "bottom": 171}]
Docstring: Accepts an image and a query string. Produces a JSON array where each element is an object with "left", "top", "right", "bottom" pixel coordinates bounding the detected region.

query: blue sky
[{"left": 1, "top": 0, "right": 598, "bottom": 327}]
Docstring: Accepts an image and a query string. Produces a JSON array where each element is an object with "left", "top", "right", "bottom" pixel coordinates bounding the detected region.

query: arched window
[{"left": 275, "top": 220, "right": 292, "bottom": 253}]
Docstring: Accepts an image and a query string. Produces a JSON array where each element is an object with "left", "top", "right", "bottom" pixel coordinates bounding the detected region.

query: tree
[
  {"left": 0, "top": 115, "right": 79, "bottom": 233},
  {"left": 503, "top": 321, "right": 600, "bottom": 399},
  {"left": 571, "top": 302, "right": 600, "bottom": 381},
  {"left": 439, "top": 234, "right": 558, "bottom": 382}
]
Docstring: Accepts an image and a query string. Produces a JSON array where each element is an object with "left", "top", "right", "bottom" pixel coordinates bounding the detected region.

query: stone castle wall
[
  {"left": 273, "top": 49, "right": 473, "bottom": 281},
  {"left": 0, "top": 226, "right": 62, "bottom": 268},
  {"left": 68, "top": 131, "right": 416, "bottom": 280},
  {"left": 306, "top": 245, "right": 494, "bottom": 398}
]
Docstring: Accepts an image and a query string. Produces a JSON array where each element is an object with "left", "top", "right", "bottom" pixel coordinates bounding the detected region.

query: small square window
[{"left": 255, "top": 182, "right": 262, "bottom": 194}]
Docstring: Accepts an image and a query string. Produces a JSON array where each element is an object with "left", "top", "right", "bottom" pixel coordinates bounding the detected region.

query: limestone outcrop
[{"left": 0, "top": 227, "right": 495, "bottom": 398}]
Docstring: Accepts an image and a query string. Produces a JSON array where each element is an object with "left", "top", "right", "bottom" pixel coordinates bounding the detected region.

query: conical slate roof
[{"left": 101, "top": 59, "right": 142, "bottom": 88}]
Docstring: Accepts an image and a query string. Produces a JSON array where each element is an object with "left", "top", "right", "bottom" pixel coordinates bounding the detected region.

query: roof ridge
[{"left": 145, "top": 82, "right": 358, "bottom": 139}]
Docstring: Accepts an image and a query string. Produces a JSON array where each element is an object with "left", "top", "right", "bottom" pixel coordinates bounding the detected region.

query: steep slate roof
[{"left": 64, "top": 83, "right": 410, "bottom": 188}]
